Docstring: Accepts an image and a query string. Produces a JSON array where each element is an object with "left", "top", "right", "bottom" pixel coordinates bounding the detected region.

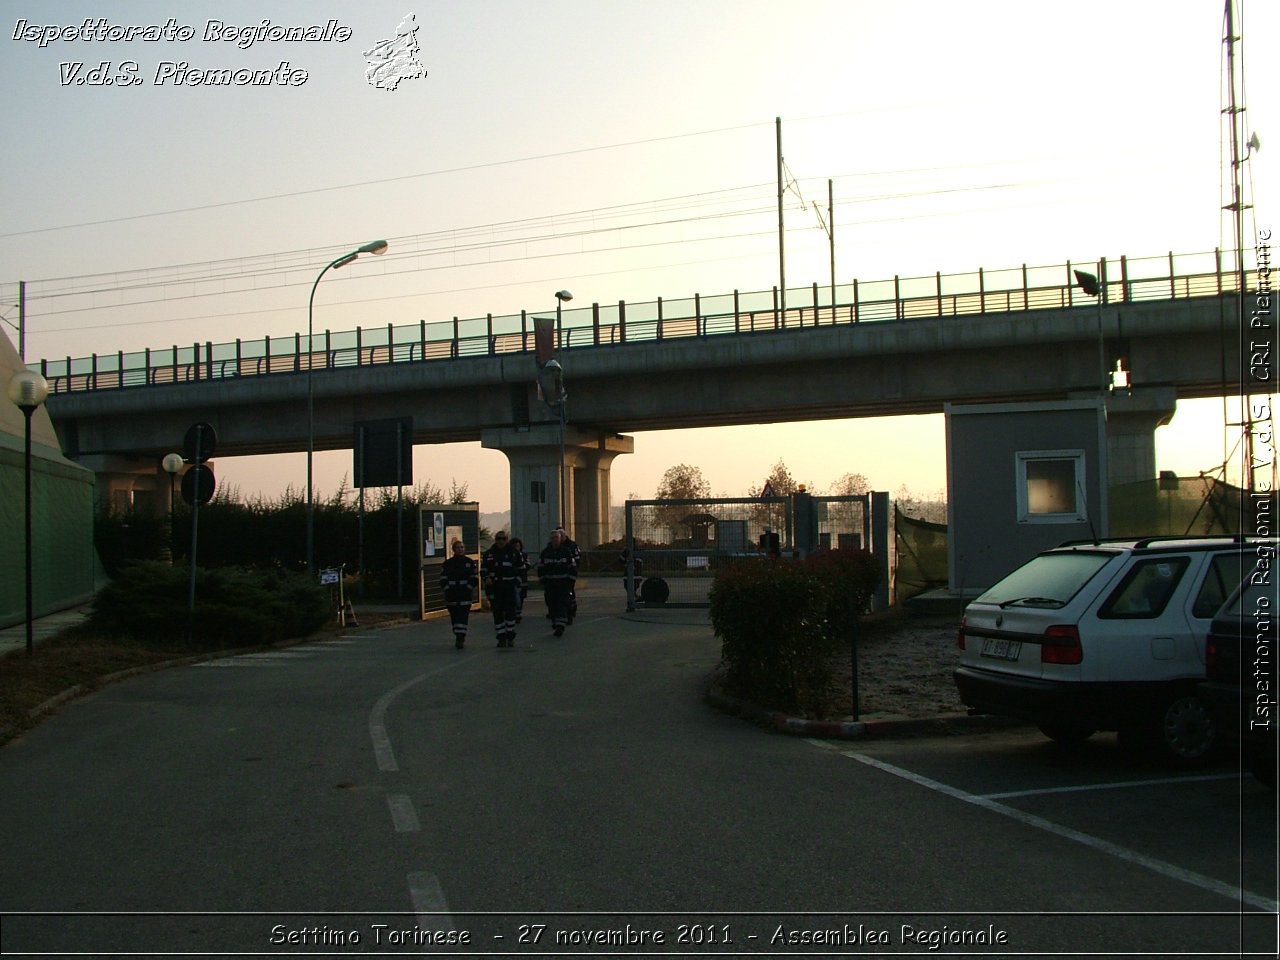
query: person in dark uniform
[
  {"left": 555, "top": 525, "right": 581, "bottom": 624},
  {"left": 439, "top": 539, "right": 478, "bottom": 649},
  {"left": 537, "top": 528, "right": 578, "bottom": 637},
  {"left": 509, "top": 536, "right": 529, "bottom": 623},
  {"left": 481, "top": 531, "right": 524, "bottom": 648}
]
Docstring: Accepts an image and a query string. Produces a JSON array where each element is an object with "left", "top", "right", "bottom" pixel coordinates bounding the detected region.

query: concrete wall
[
  {"left": 1, "top": 331, "right": 100, "bottom": 627},
  {"left": 946, "top": 400, "right": 1108, "bottom": 595}
]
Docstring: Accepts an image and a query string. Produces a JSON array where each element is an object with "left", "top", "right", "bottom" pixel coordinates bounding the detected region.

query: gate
[{"left": 624, "top": 491, "right": 884, "bottom": 610}]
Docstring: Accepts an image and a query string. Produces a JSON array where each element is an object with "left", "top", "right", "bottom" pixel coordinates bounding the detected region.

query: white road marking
[
  {"left": 387, "top": 794, "right": 421, "bottom": 833},
  {"left": 841, "top": 750, "right": 1278, "bottom": 913},
  {"left": 368, "top": 656, "right": 474, "bottom": 773},
  {"left": 982, "top": 772, "right": 1241, "bottom": 800},
  {"left": 192, "top": 659, "right": 287, "bottom": 668},
  {"left": 407, "top": 871, "right": 454, "bottom": 932},
  {"left": 240, "top": 651, "right": 313, "bottom": 659}
]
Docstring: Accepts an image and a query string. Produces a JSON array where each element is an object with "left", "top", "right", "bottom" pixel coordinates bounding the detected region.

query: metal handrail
[{"left": 36, "top": 250, "right": 1258, "bottom": 394}]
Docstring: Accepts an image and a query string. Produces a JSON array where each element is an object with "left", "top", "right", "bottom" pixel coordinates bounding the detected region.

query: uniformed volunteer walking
[
  {"left": 509, "top": 536, "right": 530, "bottom": 623},
  {"left": 481, "top": 531, "right": 525, "bottom": 648},
  {"left": 439, "top": 539, "right": 478, "bottom": 649},
  {"left": 537, "top": 528, "right": 578, "bottom": 637}
]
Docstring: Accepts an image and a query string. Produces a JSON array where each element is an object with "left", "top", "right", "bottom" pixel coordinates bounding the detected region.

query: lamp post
[
  {"left": 543, "top": 290, "right": 572, "bottom": 525},
  {"left": 162, "top": 452, "right": 183, "bottom": 565},
  {"left": 7, "top": 369, "right": 49, "bottom": 656},
  {"left": 537, "top": 358, "right": 567, "bottom": 526},
  {"left": 306, "top": 239, "right": 388, "bottom": 574},
  {"left": 1073, "top": 266, "right": 1107, "bottom": 392}
]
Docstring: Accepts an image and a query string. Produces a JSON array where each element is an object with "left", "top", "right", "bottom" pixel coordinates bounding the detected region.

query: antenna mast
[{"left": 1221, "top": 0, "right": 1272, "bottom": 500}]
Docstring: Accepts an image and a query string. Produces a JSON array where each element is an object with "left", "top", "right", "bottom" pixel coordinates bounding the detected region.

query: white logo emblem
[{"left": 363, "top": 13, "right": 427, "bottom": 91}]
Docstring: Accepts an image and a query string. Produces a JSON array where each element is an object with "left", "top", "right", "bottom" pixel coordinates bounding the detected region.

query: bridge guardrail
[{"left": 35, "top": 249, "right": 1258, "bottom": 394}]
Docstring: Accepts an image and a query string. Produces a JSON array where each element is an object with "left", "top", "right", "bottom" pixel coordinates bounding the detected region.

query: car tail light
[
  {"left": 1205, "top": 638, "right": 1219, "bottom": 673},
  {"left": 957, "top": 617, "right": 967, "bottom": 650},
  {"left": 1041, "top": 624, "right": 1083, "bottom": 664}
]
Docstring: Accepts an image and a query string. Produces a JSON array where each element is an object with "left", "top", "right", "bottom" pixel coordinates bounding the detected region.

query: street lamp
[
  {"left": 546, "top": 290, "right": 573, "bottom": 524},
  {"left": 306, "top": 239, "right": 388, "bottom": 574},
  {"left": 537, "top": 358, "right": 567, "bottom": 525},
  {"left": 162, "top": 452, "right": 183, "bottom": 565},
  {"left": 1073, "top": 267, "right": 1107, "bottom": 393},
  {"left": 7, "top": 369, "right": 49, "bottom": 656}
]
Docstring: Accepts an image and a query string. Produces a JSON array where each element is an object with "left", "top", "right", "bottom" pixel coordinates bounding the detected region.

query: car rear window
[{"left": 975, "top": 551, "right": 1116, "bottom": 607}]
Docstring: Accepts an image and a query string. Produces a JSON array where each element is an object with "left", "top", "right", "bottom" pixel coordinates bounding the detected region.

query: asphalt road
[{"left": 0, "top": 585, "right": 1275, "bottom": 957}]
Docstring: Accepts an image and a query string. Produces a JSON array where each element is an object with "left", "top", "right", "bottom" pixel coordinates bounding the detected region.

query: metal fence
[
  {"left": 624, "top": 497, "right": 790, "bottom": 608},
  {"left": 623, "top": 493, "right": 873, "bottom": 609},
  {"left": 33, "top": 249, "right": 1261, "bottom": 395}
]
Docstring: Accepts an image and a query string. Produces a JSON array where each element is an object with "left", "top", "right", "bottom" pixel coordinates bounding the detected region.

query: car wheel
[
  {"left": 1130, "top": 693, "right": 1217, "bottom": 767},
  {"left": 1037, "top": 723, "right": 1096, "bottom": 746}
]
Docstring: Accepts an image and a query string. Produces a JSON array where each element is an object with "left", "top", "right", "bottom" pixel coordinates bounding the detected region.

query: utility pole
[
  {"left": 776, "top": 116, "right": 785, "bottom": 321},
  {"left": 18, "top": 281, "right": 25, "bottom": 362},
  {"left": 828, "top": 179, "right": 835, "bottom": 311}
]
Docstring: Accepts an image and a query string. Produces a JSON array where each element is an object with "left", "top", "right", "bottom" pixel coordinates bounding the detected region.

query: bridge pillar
[
  {"left": 482, "top": 425, "right": 634, "bottom": 549},
  {"left": 75, "top": 453, "right": 177, "bottom": 517},
  {"left": 1103, "top": 386, "right": 1178, "bottom": 487}
]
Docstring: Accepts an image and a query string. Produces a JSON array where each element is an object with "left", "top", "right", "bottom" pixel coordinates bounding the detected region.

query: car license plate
[{"left": 981, "top": 637, "right": 1022, "bottom": 661}]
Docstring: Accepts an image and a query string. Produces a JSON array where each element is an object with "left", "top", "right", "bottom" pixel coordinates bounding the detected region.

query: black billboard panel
[{"left": 354, "top": 417, "right": 413, "bottom": 488}]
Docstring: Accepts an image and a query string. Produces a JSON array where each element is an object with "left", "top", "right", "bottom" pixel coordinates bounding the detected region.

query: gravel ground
[{"left": 818, "top": 614, "right": 967, "bottom": 721}]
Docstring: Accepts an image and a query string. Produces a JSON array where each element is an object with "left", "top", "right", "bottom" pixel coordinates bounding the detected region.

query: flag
[{"left": 533, "top": 315, "right": 556, "bottom": 366}]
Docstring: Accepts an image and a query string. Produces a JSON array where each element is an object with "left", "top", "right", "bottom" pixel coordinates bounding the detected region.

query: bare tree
[
  {"left": 828, "top": 472, "right": 870, "bottom": 497},
  {"left": 747, "top": 459, "right": 798, "bottom": 498}
]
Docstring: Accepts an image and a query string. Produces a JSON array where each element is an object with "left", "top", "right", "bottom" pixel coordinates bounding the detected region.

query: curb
[
  {"left": 0, "top": 621, "right": 399, "bottom": 748},
  {"left": 704, "top": 680, "right": 1024, "bottom": 740}
]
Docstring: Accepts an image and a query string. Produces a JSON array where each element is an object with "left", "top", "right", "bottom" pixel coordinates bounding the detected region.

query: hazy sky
[{"left": 2, "top": 1, "right": 1274, "bottom": 512}]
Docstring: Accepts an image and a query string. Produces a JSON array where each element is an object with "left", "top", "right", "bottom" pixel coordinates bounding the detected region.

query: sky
[{"left": 1, "top": 0, "right": 1275, "bottom": 513}]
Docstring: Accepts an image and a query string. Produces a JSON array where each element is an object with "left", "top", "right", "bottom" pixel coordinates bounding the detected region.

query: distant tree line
[{"left": 647, "top": 459, "right": 944, "bottom": 521}]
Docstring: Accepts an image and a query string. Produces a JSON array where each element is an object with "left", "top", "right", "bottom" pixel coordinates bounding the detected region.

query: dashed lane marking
[
  {"left": 387, "top": 794, "right": 421, "bottom": 833},
  {"left": 407, "top": 871, "right": 454, "bottom": 933}
]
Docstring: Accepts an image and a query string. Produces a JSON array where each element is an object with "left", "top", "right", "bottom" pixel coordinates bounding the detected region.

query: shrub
[
  {"left": 90, "top": 562, "right": 329, "bottom": 650},
  {"left": 709, "top": 550, "right": 880, "bottom": 716}
]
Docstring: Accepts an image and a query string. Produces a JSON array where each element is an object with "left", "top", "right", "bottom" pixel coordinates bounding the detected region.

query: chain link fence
[
  {"left": 1108, "top": 475, "right": 1265, "bottom": 538},
  {"left": 623, "top": 497, "right": 788, "bottom": 607},
  {"left": 623, "top": 494, "right": 874, "bottom": 608}
]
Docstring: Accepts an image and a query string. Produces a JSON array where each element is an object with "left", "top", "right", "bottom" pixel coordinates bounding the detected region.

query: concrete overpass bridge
[{"left": 35, "top": 249, "right": 1263, "bottom": 547}]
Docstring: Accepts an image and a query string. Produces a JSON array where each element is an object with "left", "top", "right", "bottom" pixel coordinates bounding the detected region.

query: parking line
[
  {"left": 842, "top": 750, "right": 1278, "bottom": 913},
  {"left": 982, "top": 773, "right": 1241, "bottom": 800}
]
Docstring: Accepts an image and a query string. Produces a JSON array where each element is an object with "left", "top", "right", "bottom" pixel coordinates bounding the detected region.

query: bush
[
  {"left": 709, "top": 550, "right": 880, "bottom": 716},
  {"left": 94, "top": 510, "right": 171, "bottom": 577},
  {"left": 90, "top": 562, "right": 330, "bottom": 650}
]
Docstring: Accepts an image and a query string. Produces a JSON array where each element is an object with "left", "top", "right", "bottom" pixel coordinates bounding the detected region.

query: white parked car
[{"left": 954, "top": 536, "right": 1273, "bottom": 766}]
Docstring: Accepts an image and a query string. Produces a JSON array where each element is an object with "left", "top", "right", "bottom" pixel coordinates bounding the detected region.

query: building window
[{"left": 1016, "top": 450, "right": 1086, "bottom": 523}]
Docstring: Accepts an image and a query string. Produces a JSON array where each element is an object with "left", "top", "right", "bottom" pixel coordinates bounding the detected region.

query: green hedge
[
  {"left": 90, "top": 562, "right": 329, "bottom": 649},
  {"left": 709, "top": 550, "right": 880, "bottom": 716}
]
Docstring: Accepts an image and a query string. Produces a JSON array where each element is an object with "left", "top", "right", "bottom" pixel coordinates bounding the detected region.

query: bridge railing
[{"left": 37, "top": 249, "right": 1256, "bottom": 394}]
